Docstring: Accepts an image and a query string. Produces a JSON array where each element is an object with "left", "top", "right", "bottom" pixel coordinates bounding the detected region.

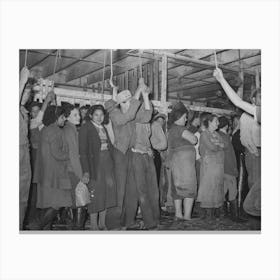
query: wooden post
[
  {"left": 132, "top": 68, "right": 138, "bottom": 94},
  {"left": 255, "top": 68, "right": 260, "bottom": 89},
  {"left": 143, "top": 64, "right": 148, "bottom": 85},
  {"left": 161, "top": 55, "right": 167, "bottom": 103},
  {"left": 153, "top": 60, "right": 159, "bottom": 100},
  {"left": 237, "top": 68, "right": 244, "bottom": 99},
  {"left": 125, "top": 71, "right": 129, "bottom": 90},
  {"left": 149, "top": 63, "right": 153, "bottom": 93}
]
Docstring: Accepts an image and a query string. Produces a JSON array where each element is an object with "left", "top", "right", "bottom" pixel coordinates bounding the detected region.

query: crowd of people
[{"left": 19, "top": 66, "right": 261, "bottom": 231}]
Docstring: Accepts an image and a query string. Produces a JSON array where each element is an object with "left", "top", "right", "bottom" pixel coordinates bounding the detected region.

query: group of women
[{"left": 19, "top": 65, "right": 261, "bottom": 231}]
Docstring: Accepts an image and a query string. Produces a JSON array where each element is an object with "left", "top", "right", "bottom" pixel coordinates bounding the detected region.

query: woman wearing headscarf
[
  {"left": 34, "top": 106, "right": 72, "bottom": 230},
  {"left": 79, "top": 105, "right": 117, "bottom": 230},
  {"left": 167, "top": 101, "right": 198, "bottom": 221},
  {"left": 197, "top": 113, "right": 226, "bottom": 220}
]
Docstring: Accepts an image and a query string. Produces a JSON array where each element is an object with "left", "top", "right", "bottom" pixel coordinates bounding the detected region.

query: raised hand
[
  {"left": 20, "top": 66, "right": 30, "bottom": 83},
  {"left": 213, "top": 68, "right": 224, "bottom": 83}
]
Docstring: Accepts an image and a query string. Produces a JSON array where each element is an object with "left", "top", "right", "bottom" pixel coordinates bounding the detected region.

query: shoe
[
  {"left": 126, "top": 221, "right": 145, "bottom": 230},
  {"left": 230, "top": 200, "right": 247, "bottom": 223},
  {"left": 75, "top": 207, "right": 87, "bottom": 230},
  {"left": 201, "top": 208, "right": 214, "bottom": 221},
  {"left": 174, "top": 215, "right": 184, "bottom": 221},
  {"left": 40, "top": 208, "right": 58, "bottom": 230}
]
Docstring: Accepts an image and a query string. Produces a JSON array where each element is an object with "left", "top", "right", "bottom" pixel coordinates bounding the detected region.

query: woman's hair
[
  {"left": 202, "top": 113, "right": 217, "bottom": 128},
  {"left": 62, "top": 103, "right": 76, "bottom": 118},
  {"left": 80, "top": 105, "right": 90, "bottom": 111},
  {"left": 218, "top": 116, "right": 229, "bottom": 129},
  {"left": 168, "top": 101, "right": 188, "bottom": 127},
  {"left": 85, "top": 104, "right": 109, "bottom": 124},
  {"left": 42, "top": 106, "right": 67, "bottom": 126}
]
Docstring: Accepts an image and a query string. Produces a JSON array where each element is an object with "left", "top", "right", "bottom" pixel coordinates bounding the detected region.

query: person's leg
[
  {"left": 147, "top": 156, "right": 160, "bottom": 224},
  {"left": 122, "top": 151, "right": 139, "bottom": 228},
  {"left": 183, "top": 197, "right": 195, "bottom": 220},
  {"left": 245, "top": 151, "right": 254, "bottom": 189},
  {"left": 243, "top": 178, "right": 261, "bottom": 217},
  {"left": 165, "top": 168, "right": 174, "bottom": 211},
  {"left": 201, "top": 207, "right": 214, "bottom": 221},
  {"left": 90, "top": 213, "right": 99, "bottom": 230},
  {"left": 174, "top": 199, "right": 183, "bottom": 219},
  {"left": 19, "top": 202, "right": 28, "bottom": 230},
  {"left": 26, "top": 148, "right": 39, "bottom": 226},
  {"left": 41, "top": 207, "right": 58, "bottom": 230},
  {"left": 244, "top": 151, "right": 261, "bottom": 217},
  {"left": 133, "top": 154, "right": 157, "bottom": 229},
  {"left": 98, "top": 209, "right": 107, "bottom": 230},
  {"left": 19, "top": 145, "right": 31, "bottom": 230},
  {"left": 106, "top": 150, "right": 129, "bottom": 229}
]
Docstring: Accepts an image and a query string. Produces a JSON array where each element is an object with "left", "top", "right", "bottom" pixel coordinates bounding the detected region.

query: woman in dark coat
[
  {"left": 167, "top": 102, "right": 198, "bottom": 221},
  {"left": 79, "top": 105, "right": 117, "bottom": 230},
  {"left": 34, "top": 106, "right": 71, "bottom": 229},
  {"left": 63, "top": 104, "right": 89, "bottom": 229}
]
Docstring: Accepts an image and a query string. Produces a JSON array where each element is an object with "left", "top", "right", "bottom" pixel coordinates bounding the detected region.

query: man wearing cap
[{"left": 104, "top": 83, "right": 143, "bottom": 230}]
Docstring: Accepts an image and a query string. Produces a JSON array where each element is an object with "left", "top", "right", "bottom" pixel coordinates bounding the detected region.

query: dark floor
[{"left": 50, "top": 210, "right": 260, "bottom": 231}]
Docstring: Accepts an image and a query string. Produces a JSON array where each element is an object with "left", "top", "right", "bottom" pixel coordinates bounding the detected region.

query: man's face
[
  {"left": 120, "top": 100, "right": 130, "bottom": 113},
  {"left": 80, "top": 109, "right": 87, "bottom": 120},
  {"left": 31, "top": 105, "right": 40, "bottom": 119}
]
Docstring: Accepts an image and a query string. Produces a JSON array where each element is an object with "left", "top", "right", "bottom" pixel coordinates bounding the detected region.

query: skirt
[
  {"left": 170, "top": 146, "right": 197, "bottom": 200},
  {"left": 87, "top": 150, "right": 117, "bottom": 214},
  {"left": 197, "top": 154, "right": 224, "bottom": 208}
]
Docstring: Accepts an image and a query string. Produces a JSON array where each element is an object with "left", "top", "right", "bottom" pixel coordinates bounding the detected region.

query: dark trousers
[
  {"left": 245, "top": 149, "right": 261, "bottom": 190},
  {"left": 123, "top": 151, "right": 160, "bottom": 228},
  {"left": 105, "top": 149, "right": 129, "bottom": 229},
  {"left": 243, "top": 149, "right": 261, "bottom": 216},
  {"left": 26, "top": 148, "right": 38, "bottom": 224}
]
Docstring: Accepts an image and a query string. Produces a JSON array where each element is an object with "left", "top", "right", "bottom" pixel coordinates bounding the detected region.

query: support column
[
  {"left": 255, "top": 68, "right": 260, "bottom": 89},
  {"left": 161, "top": 54, "right": 167, "bottom": 103},
  {"left": 125, "top": 71, "right": 129, "bottom": 90},
  {"left": 153, "top": 60, "right": 159, "bottom": 100}
]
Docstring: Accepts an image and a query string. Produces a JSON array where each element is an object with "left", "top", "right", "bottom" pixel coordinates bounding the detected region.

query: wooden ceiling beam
[
  {"left": 167, "top": 53, "right": 261, "bottom": 91},
  {"left": 142, "top": 49, "right": 256, "bottom": 76},
  {"left": 26, "top": 49, "right": 104, "bottom": 66},
  {"left": 27, "top": 49, "right": 57, "bottom": 69},
  {"left": 168, "top": 51, "right": 261, "bottom": 83},
  {"left": 44, "top": 50, "right": 101, "bottom": 79},
  {"left": 66, "top": 49, "right": 129, "bottom": 83}
]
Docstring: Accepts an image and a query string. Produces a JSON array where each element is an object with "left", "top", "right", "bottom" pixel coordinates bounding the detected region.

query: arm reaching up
[
  {"left": 213, "top": 68, "right": 255, "bottom": 116},
  {"left": 19, "top": 67, "right": 30, "bottom": 103}
]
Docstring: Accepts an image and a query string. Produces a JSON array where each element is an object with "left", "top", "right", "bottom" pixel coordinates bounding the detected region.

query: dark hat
[
  {"left": 169, "top": 101, "right": 188, "bottom": 124},
  {"left": 218, "top": 116, "right": 229, "bottom": 129}
]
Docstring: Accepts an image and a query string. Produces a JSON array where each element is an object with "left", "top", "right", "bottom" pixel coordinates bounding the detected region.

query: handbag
[{"left": 75, "top": 181, "right": 91, "bottom": 207}]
